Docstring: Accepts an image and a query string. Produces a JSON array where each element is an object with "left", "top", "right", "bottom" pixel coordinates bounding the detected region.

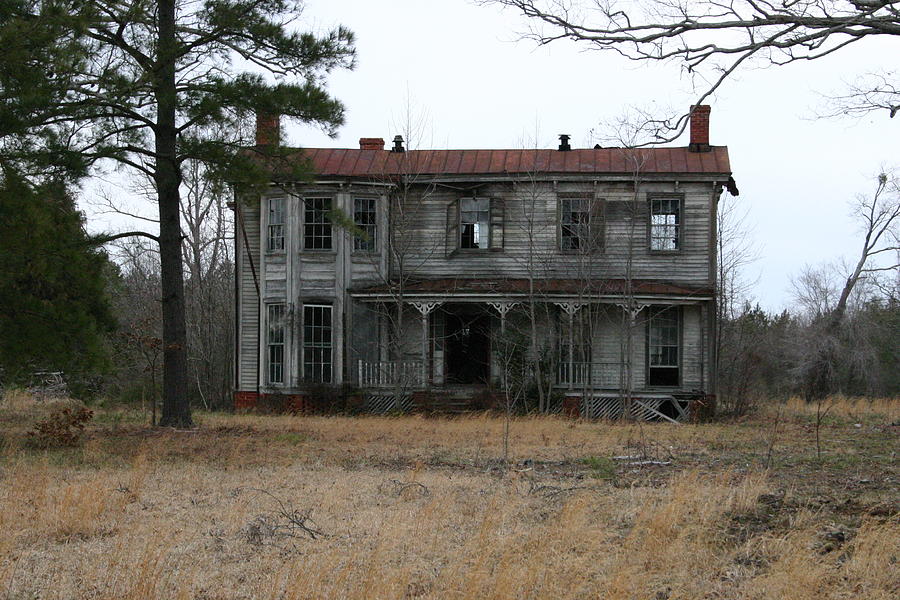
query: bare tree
[
  {"left": 794, "top": 171, "right": 899, "bottom": 399},
  {"left": 831, "top": 172, "right": 899, "bottom": 323},
  {"left": 484, "top": 1, "right": 900, "bottom": 137},
  {"left": 101, "top": 155, "right": 235, "bottom": 412}
]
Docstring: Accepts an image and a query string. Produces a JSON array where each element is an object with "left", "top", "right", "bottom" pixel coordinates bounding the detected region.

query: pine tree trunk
[{"left": 155, "top": 0, "right": 192, "bottom": 428}]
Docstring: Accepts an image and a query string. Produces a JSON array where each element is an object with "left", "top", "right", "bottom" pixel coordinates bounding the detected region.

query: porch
[
  {"left": 347, "top": 278, "right": 713, "bottom": 421},
  {"left": 356, "top": 359, "right": 625, "bottom": 390}
]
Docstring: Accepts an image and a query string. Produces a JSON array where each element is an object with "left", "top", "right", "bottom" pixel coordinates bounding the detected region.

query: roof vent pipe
[
  {"left": 558, "top": 134, "right": 571, "bottom": 151},
  {"left": 392, "top": 135, "right": 405, "bottom": 153}
]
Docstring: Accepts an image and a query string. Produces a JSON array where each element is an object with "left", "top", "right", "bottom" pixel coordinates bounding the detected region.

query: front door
[{"left": 444, "top": 309, "right": 491, "bottom": 384}]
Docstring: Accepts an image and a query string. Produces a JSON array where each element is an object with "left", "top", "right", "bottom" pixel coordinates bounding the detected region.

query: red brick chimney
[
  {"left": 689, "top": 105, "right": 711, "bottom": 152},
  {"left": 255, "top": 112, "right": 280, "bottom": 146},
  {"left": 359, "top": 137, "right": 385, "bottom": 150}
]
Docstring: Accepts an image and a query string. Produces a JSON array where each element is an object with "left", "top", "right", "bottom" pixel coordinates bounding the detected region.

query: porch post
[
  {"left": 614, "top": 301, "right": 648, "bottom": 418},
  {"left": 488, "top": 301, "right": 518, "bottom": 333},
  {"left": 410, "top": 301, "right": 442, "bottom": 388},
  {"left": 489, "top": 302, "right": 519, "bottom": 389},
  {"left": 555, "top": 302, "right": 585, "bottom": 391}
]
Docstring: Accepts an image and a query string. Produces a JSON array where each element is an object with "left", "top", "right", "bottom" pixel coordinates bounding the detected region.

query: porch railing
[
  {"left": 358, "top": 360, "right": 425, "bottom": 388},
  {"left": 556, "top": 362, "right": 626, "bottom": 389}
]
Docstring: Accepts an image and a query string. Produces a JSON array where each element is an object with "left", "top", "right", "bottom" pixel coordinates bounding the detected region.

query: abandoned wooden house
[{"left": 232, "top": 106, "right": 738, "bottom": 420}]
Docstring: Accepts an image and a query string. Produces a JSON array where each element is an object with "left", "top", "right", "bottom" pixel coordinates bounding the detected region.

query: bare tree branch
[{"left": 484, "top": 1, "right": 900, "bottom": 136}]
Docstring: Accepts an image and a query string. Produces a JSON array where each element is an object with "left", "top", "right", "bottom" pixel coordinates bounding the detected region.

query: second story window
[
  {"left": 267, "top": 197, "right": 285, "bottom": 252},
  {"left": 649, "top": 197, "right": 681, "bottom": 251},
  {"left": 304, "top": 197, "right": 332, "bottom": 250},
  {"left": 460, "top": 197, "right": 490, "bottom": 249},
  {"left": 560, "top": 196, "right": 604, "bottom": 251},
  {"left": 446, "top": 196, "right": 504, "bottom": 256},
  {"left": 353, "top": 197, "right": 377, "bottom": 251}
]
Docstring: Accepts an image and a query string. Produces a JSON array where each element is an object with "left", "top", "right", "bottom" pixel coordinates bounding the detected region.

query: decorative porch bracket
[
  {"left": 409, "top": 301, "right": 442, "bottom": 316},
  {"left": 488, "top": 301, "right": 519, "bottom": 333},
  {"left": 553, "top": 302, "right": 586, "bottom": 316},
  {"left": 615, "top": 302, "right": 649, "bottom": 322},
  {"left": 487, "top": 301, "right": 518, "bottom": 317}
]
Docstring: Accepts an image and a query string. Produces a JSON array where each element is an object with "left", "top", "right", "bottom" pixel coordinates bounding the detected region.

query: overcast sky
[{"left": 86, "top": 0, "right": 898, "bottom": 311}]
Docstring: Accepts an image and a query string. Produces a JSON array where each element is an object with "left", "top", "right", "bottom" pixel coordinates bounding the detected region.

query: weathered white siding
[
  {"left": 236, "top": 175, "right": 719, "bottom": 398},
  {"left": 235, "top": 197, "right": 260, "bottom": 391},
  {"left": 390, "top": 180, "right": 716, "bottom": 287}
]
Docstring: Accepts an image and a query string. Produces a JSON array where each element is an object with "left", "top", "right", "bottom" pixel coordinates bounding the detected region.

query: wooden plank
[{"left": 633, "top": 399, "right": 680, "bottom": 424}]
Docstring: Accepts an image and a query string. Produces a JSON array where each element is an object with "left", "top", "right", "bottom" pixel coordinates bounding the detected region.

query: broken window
[
  {"left": 460, "top": 197, "right": 490, "bottom": 249},
  {"left": 560, "top": 196, "right": 604, "bottom": 251},
  {"left": 353, "top": 197, "right": 377, "bottom": 251},
  {"left": 267, "top": 197, "right": 285, "bottom": 252},
  {"left": 303, "top": 304, "right": 332, "bottom": 383},
  {"left": 647, "top": 306, "right": 680, "bottom": 386},
  {"left": 266, "top": 303, "right": 286, "bottom": 384},
  {"left": 649, "top": 197, "right": 681, "bottom": 251},
  {"left": 304, "top": 197, "right": 332, "bottom": 250},
  {"left": 446, "top": 197, "right": 503, "bottom": 256}
]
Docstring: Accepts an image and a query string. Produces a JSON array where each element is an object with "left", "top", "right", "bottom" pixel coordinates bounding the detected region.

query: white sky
[{"left": 83, "top": 0, "right": 899, "bottom": 311}]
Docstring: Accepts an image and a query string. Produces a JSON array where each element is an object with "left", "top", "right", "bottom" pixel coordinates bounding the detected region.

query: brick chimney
[
  {"left": 255, "top": 112, "right": 280, "bottom": 146},
  {"left": 688, "top": 105, "right": 711, "bottom": 152},
  {"left": 359, "top": 137, "right": 385, "bottom": 150}
]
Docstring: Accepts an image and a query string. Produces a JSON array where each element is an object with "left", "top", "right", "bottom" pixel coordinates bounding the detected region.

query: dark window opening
[
  {"left": 650, "top": 197, "right": 680, "bottom": 251},
  {"left": 647, "top": 307, "right": 680, "bottom": 386},
  {"left": 353, "top": 197, "right": 377, "bottom": 251},
  {"left": 303, "top": 304, "right": 332, "bottom": 383},
  {"left": 304, "top": 197, "right": 332, "bottom": 250},
  {"left": 561, "top": 197, "right": 590, "bottom": 250},
  {"left": 460, "top": 197, "right": 490, "bottom": 249}
]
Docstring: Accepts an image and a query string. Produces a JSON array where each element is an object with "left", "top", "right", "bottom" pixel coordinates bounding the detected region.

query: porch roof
[{"left": 350, "top": 278, "right": 714, "bottom": 300}]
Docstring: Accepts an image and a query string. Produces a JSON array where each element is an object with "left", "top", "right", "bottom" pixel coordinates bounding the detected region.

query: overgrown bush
[{"left": 27, "top": 405, "right": 94, "bottom": 448}]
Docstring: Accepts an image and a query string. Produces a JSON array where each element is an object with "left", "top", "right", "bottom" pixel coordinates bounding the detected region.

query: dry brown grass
[
  {"left": 0, "top": 391, "right": 897, "bottom": 599},
  {"left": 780, "top": 395, "right": 900, "bottom": 421}
]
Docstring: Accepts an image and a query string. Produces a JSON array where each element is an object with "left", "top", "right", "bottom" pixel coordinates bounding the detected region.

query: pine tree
[
  {"left": 0, "top": 168, "right": 115, "bottom": 393},
  {"left": 1, "top": 1, "right": 355, "bottom": 426}
]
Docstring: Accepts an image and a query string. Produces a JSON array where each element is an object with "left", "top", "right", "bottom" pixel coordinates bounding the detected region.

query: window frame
[
  {"left": 558, "top": 193, "right": 604, "bottom": 253},
  {"left": 266, "top": 197, "right": 286, "bottom": 253},
  {"left": 352, "top": 196, "right": 378, "bottom": 253},
  {"left": 459, "top": 196, "right": 491, "bottom": 250},
  {"left": 648, "top": 195, "right": 683, "bottom": 253},
  {"left": 303, "top": 196, "right": 334, "bottom": 251},
  {"left": 646, "top": 306, "right": 681, "bottom": 387},
  {"left": 302, "top": 304, "right": 333, "bottom": 384},
  {"left": 266, "top": 303, "right": 286, "bottom": 385}
]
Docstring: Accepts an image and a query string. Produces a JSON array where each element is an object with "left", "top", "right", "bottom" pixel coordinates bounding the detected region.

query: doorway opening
[{"left": 444, "top": 307, "right": 491, "bottom": 384}]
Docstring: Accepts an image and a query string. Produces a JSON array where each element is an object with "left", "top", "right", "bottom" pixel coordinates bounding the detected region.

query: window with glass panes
[
  {"left": 353, "top": 198, "right": 377, "bottom": 251},
  {"left": 460, "top": 197, "right": 490, "bottom": 249},
  {"left": 560, "top": 197, "right": 590, "bottom": 250},
  {"left": 303, "top": 305, "right": 332, "bottom": 383},
  {"left": 303, "top": 197, "right": 332, "bottom": 250},
  {"left": 647, "top": 307, "right": 680, "bottom": 386},
  {"left": 649, "top": 197, "right": 681, "bottom": 251},
  {"left": 267, "top": 197, "right": 285, "bottom": 251},
  {"left": 266, "top": 303, "right": 286, "bottom": 384}
]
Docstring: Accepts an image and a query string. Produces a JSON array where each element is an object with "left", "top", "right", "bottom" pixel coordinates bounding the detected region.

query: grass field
[{"left": 0, "top": 392, "right": 897, "bottom": 599}]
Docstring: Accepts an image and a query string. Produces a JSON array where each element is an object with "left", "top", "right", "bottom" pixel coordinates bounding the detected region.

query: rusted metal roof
[
  {"left": 351, "top": 278, "right": 714, "bottom": 298},
  {"left": 285, "top": 146, "right": 731, "bottom": 178}
]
